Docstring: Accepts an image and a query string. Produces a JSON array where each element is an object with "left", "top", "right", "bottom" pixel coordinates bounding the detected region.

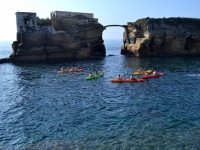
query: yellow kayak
[{"left": 133, "top": 70, "right": 153, "bottom": 75}]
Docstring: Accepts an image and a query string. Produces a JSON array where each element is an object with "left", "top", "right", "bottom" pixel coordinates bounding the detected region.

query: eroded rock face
[
  {"left": 9, "top": 14, "right": 106, "bottom": 62},
  {"left": 121, "top": 17, "right": 200, "bottom": 57}
]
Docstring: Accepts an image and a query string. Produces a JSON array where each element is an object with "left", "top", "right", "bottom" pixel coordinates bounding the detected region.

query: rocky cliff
[
  {"left": 121, "top": 17, "right": 200, "bottom": 57},
  {"left": 8, "top": 12, "right": 105, "bottom": 62}
]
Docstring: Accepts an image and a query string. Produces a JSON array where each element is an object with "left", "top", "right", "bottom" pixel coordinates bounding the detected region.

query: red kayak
[
  {"left": 111, "top": 78, "right": 144, "bottom": 83},
  {"left": 58, "top": 69, "right": 83, "bottom": 73},
  {"left": 142, "top": 73, "right": 164, "bottom": 79},
  {"left": 67, "top": 69, "right": 83, "bottom": 72}
]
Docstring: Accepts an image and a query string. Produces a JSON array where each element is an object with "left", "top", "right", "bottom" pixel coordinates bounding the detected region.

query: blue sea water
[{"left": 0, "top": 39, "right": 200, "bottom": 149}]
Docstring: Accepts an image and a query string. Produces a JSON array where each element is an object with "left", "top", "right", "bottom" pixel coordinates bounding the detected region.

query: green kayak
[{"left": 86, "top": 73, "right": 104, "bottom": 80}]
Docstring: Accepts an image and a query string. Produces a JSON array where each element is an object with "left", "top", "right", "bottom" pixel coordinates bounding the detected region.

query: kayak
[
  {"left": 133, "top": 70, "right": 153, "bottom": 75},
  {"left": 86, "top": 73, "right": 104, "bottom": 80},
  {"left": 142, "top": 73, "right": 164, "bottom": 79},
  {"left": 67, "top": 69, "right": 83, "bottom": 72},
  {"left": 58, "top": 69, "right": 83, "bottom": 73},
  {"left": 111, "top": 78, "right": 144, "bottom": 83}
]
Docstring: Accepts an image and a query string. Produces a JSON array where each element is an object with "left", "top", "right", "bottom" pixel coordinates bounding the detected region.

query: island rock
[
  {"left": 9, "top": 11, "right": 106, "bottom": 62},
  {"left": 121, "top": 17, "right": 200, "bottom": 57}
]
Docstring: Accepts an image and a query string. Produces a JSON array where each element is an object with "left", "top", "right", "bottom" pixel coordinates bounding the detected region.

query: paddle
[
  {"left": 131, "top": 76, "right": 139, "bottom": 81},
  {"left": 86, "top": 72, "right": 105, "bottom": 76},
  {"left": 134, "top": 77, "right": 139, "bottom": 82}
]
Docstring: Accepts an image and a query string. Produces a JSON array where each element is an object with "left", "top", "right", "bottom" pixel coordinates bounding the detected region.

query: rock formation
[
  {"left": 8, "top": 11, "right": 106, "bottom": 62},
  {"left": 121, "top": 17, "right": 200, "bottom": 57}
]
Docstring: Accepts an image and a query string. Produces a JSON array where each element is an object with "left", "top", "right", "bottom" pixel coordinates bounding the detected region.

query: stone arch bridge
[{"left": 89, "top": 24, "right": 130, "bottom": 55}]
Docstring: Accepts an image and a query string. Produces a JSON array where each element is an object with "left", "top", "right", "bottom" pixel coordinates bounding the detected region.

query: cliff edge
[
  {"left": 121, "top": 17, "right": 200, "bottom": 57},
  {"left": 8, "top": 11, "right": 105, "bottom": 62}
]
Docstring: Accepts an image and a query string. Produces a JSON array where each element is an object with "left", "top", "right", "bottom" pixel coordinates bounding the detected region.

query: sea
[{"left": 0, "top": 39, "right": 200, "bottom": 149}]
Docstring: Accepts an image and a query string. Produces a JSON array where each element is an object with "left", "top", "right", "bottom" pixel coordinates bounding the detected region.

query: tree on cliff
[{"left": 36, "top": 17, "right": 51, "bottom": 26}]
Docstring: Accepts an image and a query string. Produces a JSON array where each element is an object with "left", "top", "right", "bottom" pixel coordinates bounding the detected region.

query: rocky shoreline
[{"left": 2, "top": 14, "right": 200, "bottom": 64}]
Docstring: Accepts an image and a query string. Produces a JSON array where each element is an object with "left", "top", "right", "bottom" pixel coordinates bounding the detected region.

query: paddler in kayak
[
  {"left": 76, "top": 66, "right": 81, "bottom": 69},
  {"left": 145, "top": 71, "right": 149, "bottom": 76},
  {"left": 137, "top": 68, "right": 141, "bottom": 73},
  {"left": 88, "top": 73, "right": 93, "bottom": 77},
  {"left": 65, "top": 67, "right": 70, "bottom": 72},
  {"left": 59, "top": 67, "right": 66, "bottom": 73},
  {"left": 152, "top": 70, "right": 157, "bottom": 76},
  {"left": 94, "top": 70, "right": 99, "bottom": 75},
  {"left": 61, "top": 67, "right": 64, "bottom": 71},
  {"left": 130, "top": 75, "right": 138, "bottom": 80},
  {"left": 117, "top": 75, "right": 122, "bottom": 80}
]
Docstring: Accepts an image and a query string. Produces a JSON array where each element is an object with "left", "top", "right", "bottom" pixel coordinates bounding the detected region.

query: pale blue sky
[{"left": 0, "top": 0, "right": 200, "bottom": 40}]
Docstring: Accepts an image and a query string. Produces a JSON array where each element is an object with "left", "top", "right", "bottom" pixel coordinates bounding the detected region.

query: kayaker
[
  {"left": 145, "top": 71, "right": 149, "bottom": 76},
  {"left": 137, "top": 69, "right": 141, "bottom": 73},
  {"left": 117, "top": 75, "right": 122, "bottom": 80},
  {"left": 76, "top": 66, "right": 81, "bottom": 69},
  {"left": 94, "top": 70, "right": 99, "bottom": 75},
  {"left": 61, "top": 67, "right": 64, "bottom": 71},
  {"left": 130, "top": 75, "right": 137, "bottom": 80},
  {"left": 59, "top": 67, "right": 65, "bottom": 73},
  {"left": 88, "top": 73, "right": 93, "bottom": 77},
  {"left": 65, "top": 67, "right": 70, "bottom": 71},
  {"left": 152, "top": 71, "right": 157, "bottom": 75}
]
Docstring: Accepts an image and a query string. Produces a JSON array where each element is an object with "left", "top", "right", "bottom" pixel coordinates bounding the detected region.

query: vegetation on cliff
[
  {"left": 51, "top": 17, "right": 79, "bottom": 31},
  {"left": 36, "top": 17, "right": 51, "bottom": 26}
]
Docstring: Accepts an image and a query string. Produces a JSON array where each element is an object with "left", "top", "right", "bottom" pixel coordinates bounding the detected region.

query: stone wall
[{"left": 122, "top": 17, "right": 200, "bottom": 57}]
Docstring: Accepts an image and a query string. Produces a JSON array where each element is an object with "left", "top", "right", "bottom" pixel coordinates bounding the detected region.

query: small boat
[
  {"left": 133, "top": 70, "right": 153, "bottom": 75},
  {"left": 67, "top": 69, "right": 83, "bottom": 72},
  {"left": 142, "top": 73, "right": 164, "bottom": 79},
  {"left": 111, "top": 78, "right": 144, "bottom": 83},
  {"left": 58, "top": 69, "right": 83, "bottom": 73},
  {"left": 86, "top": 72, "right": 105, "bottom": 80}
]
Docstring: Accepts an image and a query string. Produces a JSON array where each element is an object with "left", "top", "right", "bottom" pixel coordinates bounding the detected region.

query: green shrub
[{"left": 37, "top": 17, "right": 51, "bottom": 26}]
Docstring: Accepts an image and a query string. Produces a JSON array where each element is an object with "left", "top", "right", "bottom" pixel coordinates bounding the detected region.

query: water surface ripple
[{"left": 0, "top": 40, "right": 200, "bottom": 149}]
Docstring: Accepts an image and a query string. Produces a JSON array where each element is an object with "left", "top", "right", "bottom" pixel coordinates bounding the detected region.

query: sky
[{"left": 0, "top": 0, "right": 200, "bottom": 40}]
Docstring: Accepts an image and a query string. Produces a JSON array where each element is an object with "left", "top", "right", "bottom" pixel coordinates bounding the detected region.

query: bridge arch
[
  {"left": 103, "top": 25, "right": 129, "bottom": 44},
  {"left": 104, "top": 25, "right": 127, "bottom": 28},
  {"left": 85, "top": 25, "right": 129, "bottom": 57}
]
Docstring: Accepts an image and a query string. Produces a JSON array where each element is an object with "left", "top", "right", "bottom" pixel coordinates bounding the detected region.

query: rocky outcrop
[
  {"left": 121, "top": 17, "right": 200, "bottom": 57},
  {"left": 8, "top": 12, "right": 106, "bottom": 62}
]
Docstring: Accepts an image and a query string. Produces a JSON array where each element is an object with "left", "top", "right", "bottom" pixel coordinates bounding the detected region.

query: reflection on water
[{"left": 1, "top": 40, "right": 200, "bottom": 149}]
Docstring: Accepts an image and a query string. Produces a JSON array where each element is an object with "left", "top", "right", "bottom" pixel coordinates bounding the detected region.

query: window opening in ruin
[{"left": 24, "top": 18, "right": 29, "bottom": 25}]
